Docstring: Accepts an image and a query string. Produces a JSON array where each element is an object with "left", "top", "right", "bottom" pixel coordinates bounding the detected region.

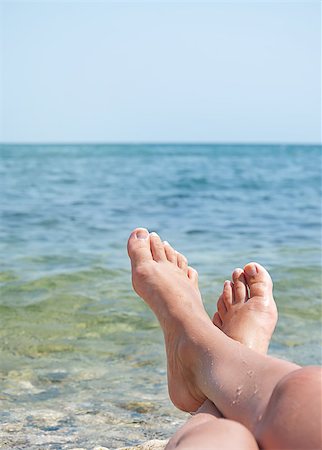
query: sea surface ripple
[{"left": 0, "top": 144, "right": 321, "bottom": 448}]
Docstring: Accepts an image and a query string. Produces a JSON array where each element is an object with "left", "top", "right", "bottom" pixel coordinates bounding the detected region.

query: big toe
[
  {"left": 243, "top": 262, "right": 273, "bottom": 301},
  {"left": 127, "top": 228, "right": 153, "bottom": 266}
]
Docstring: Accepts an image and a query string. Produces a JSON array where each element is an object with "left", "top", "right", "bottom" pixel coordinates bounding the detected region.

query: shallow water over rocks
[{"left": 0, "top": 144, "right": 321, "bottom": 448}]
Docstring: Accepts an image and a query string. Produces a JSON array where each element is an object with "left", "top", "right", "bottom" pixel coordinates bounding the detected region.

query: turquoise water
[{"left": 0, "top": 144, "right": 321, "bottom": 448}]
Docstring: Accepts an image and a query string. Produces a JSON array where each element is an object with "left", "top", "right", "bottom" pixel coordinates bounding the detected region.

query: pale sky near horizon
[{"left": 0, "top": 1, "right": 321, "bottom": 144}]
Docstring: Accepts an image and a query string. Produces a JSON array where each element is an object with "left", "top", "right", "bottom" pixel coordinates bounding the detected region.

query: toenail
[
  {"left": 245, "top": 263, "right": 257, "bottom": 276},
  {"left": 163, "top": 241, "right": 170, "bottom": 246},
  {"left": 150, "top": 232, "right": 159, "bottom": 237},
  {"left": 136, "top": 229, "right": 149, "bottom": 240}
]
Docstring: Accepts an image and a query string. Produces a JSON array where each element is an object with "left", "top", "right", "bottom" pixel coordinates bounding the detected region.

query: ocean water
[{"left": 0, "top": 144, "right": 321, "bottom": 449}]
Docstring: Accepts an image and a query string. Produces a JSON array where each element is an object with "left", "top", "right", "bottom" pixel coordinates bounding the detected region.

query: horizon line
[{"left": 0, "top": 141, "right": 321, "bottom": 147}]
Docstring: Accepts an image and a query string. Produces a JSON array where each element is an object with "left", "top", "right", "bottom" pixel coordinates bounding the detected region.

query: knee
[
  {"left": 270, "top": 366, "right": 322, "bottom": 403},
  {"left": 167, "top": 415, "right": 258, "bottom": 450},
  {"left": 256, "top": 367, "right": 322, "bottom": 449}
]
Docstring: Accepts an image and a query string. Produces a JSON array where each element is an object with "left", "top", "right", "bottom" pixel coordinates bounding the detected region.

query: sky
[{"left": 0, "top": 1, "right": 321, "bottom": 144}]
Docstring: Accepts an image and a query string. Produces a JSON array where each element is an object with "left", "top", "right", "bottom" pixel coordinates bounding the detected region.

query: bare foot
[
  {"left": 127, "top": 228, "right": 209, "bottom": 412},
  {"left": 213, "top": 263, "right": 278, "bottom": 354}
]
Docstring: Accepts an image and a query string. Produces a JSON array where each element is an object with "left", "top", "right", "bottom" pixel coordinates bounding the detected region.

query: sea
[{"left": 0, "top": 144, "right": 321, "bottom": 449}]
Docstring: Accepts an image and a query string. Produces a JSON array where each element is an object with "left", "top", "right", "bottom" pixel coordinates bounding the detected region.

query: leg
[
  {"left": 257, "top": 366, "right": 322, "bottom": 450},
  {"left": 167, "top": 263, "right": 271, "bottom": 450},
  {"left": 166, "top": 263, "right": 274, "bottom": 450},
  {"left": 127, "top": 230, "right": 318, "bottom": 449},
  {"left": 166, "top": 400, "right": 259, "bottom": 450},
  {"left": 213, "top": 267, "right": 322, "bottom": 449}
]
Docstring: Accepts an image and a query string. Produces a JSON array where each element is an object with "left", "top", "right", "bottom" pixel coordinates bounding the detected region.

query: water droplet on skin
[
  {"left": 232, "top": 385, "right": 243, "bottom": 405},
  {"left": 247, "top": 370, "right": 254, "bottom": 377}
]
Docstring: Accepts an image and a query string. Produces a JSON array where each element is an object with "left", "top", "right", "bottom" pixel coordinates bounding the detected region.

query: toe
[
  {"left": 232, "top": 268, "right": 248, "bottom": 303},
  {"left": 243, "top": 262, "right": 273, "bottom": 300},
  {"left": 127, "top": 228, "right": 153, "bottom": 265},
  {"left": 222, "top": 280, "right": 234, "bottom": 308},
  {"left": 176, "top": 251, "right": 188, "bottom": 273},
  {"left": 217, "top": 294, "right": 227, "bottom": 319},
  {"left": 213, "top": 311, "right": 223, "bottom": 328},
  {"left": 150, "top": 232, "right": 167, "bottom": 261},
  {"left": 163, "top": 241, "right": 177, "bottom": 263},
  {"left": 187, "top": 266, "right": 198, "bottom": 287}
]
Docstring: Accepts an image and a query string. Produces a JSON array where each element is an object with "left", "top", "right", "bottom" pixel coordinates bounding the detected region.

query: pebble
[{"left": 118, "top": 439, "right": 168, "bottom": 450}]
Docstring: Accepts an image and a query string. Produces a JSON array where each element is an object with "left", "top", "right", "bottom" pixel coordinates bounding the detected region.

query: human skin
[
  {"left": 127, "top": 228, "right": 322, "bottom": 450},
  {"left": 167, "top": 258, "right": 278, "bottom": 449},
  {"left": 166, "top": 399, "right": 259, "bottom": 450},
  {"left": 213, "top": 264, "right": 277, "bottom": 354}
]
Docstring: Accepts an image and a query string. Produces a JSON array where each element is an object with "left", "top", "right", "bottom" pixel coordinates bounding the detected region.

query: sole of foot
[
  {"left": 213, "top": 262, "right": 278, "bottom": 354},
  {"left": 127, "top": 228, "right": 210, "bottom": 412}
]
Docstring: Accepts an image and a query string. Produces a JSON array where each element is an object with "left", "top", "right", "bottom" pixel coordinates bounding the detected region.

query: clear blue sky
[{"left": 0, "top": 1, "right": 321, "bottom": 144}]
